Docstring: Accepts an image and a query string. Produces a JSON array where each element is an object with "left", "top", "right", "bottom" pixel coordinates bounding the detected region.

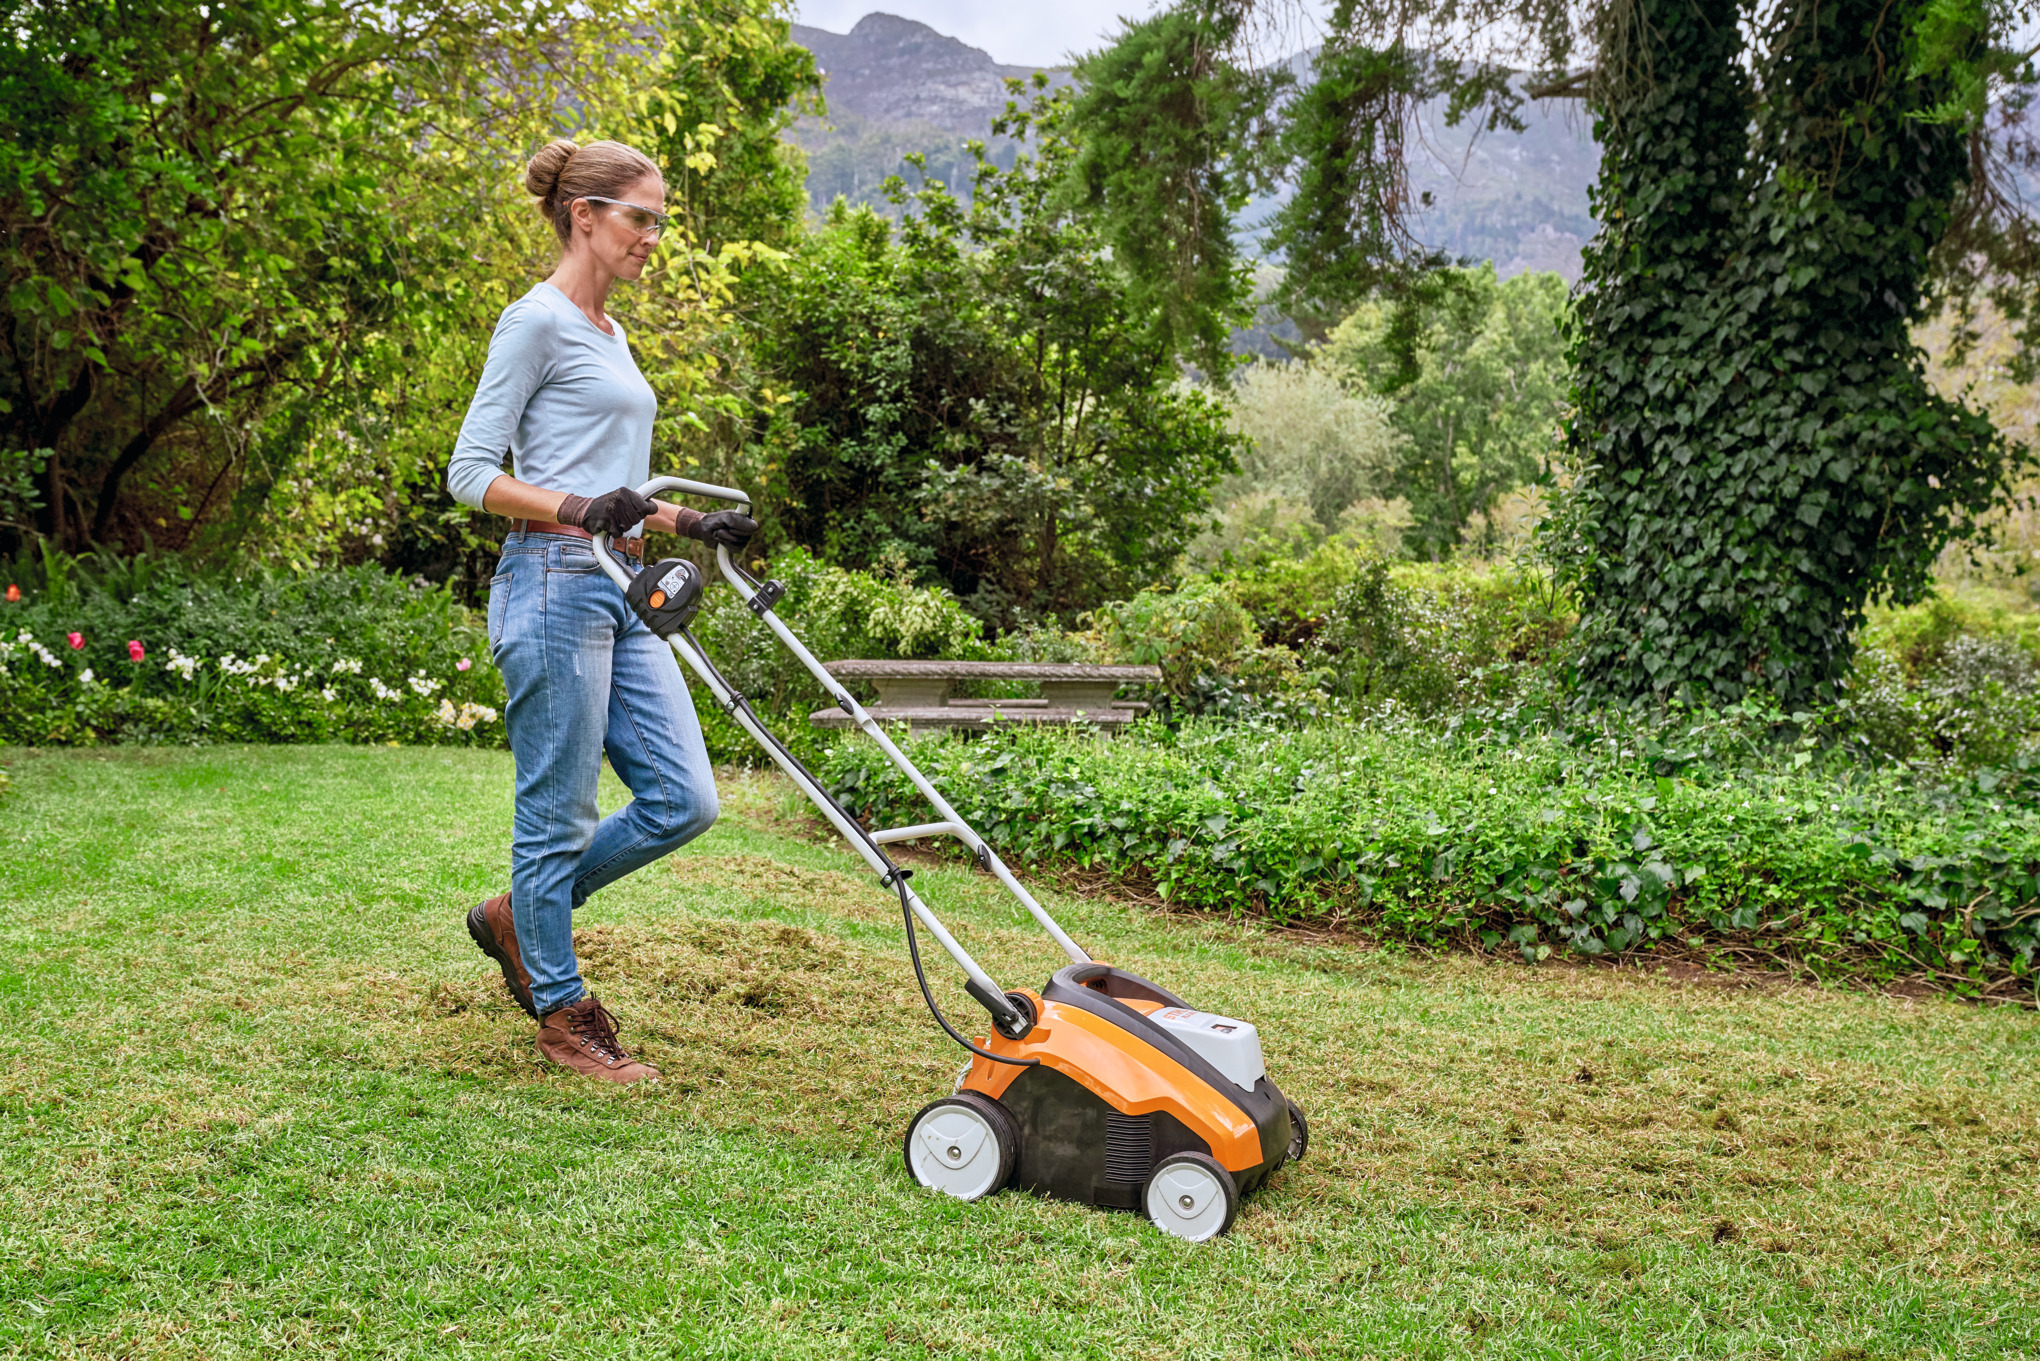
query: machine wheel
[
  {"left": 1286, "top": 1099, "right": 1309, "bottom": 1163},
  {"left": 902, "top": 1091, "right": 1017, "bottom": 1202},
  {"left": 1143, "top": 1152, "right": 1239, "bottom": 1242}
]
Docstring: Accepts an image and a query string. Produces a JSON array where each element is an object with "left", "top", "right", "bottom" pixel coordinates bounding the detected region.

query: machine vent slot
[{"left": 1104, "top": 1111, "right": 1153, "bottom": 1185}]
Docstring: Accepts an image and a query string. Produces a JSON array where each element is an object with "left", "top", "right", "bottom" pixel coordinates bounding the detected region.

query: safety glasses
[{"left": 583, "top": 196, "right": 672, "bottom": 239}]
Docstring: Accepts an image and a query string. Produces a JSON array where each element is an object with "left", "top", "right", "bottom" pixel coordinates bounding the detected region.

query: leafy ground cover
[
  {"left": 822, "top": 718, "right": 2040, "bottom": 997},
  {"left": 2, "top": 746, "right": 2036, "bottom": 1358}
]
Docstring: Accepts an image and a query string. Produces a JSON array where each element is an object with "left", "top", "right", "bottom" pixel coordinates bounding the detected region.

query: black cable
[
  {"left": 893, "top": 872, "right": 1037, "bottom": 1067},
  {"left": 677, "top": 628, "right": 1037, "bottom": 1068}
]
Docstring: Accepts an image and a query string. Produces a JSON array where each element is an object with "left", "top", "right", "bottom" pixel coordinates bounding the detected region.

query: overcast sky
[{"left": 789, "top": 2, "right": 1148, "bottom": 68}]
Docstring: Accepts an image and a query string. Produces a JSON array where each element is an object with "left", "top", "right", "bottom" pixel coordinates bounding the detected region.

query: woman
[{"left": 446, "top": 138, "right": 755, "bottom": 1084}]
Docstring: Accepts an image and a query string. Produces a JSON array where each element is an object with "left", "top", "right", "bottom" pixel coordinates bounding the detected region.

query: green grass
[{"left": 1, "top": 746, "right": 2037, "bottom": 1359}]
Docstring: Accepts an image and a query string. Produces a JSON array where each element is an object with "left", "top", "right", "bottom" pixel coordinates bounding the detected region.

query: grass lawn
[{"left": 1, "top": 745, "right": 2037, "bottom": 1359}]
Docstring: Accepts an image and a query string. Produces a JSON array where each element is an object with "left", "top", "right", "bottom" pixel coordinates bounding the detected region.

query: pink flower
[
  {"left": 67, "top": 632, "right": 83, "bottom": 650},
  {"left": 456, "top": 657, "right": 472, "bottom": 672},
  {"left": 128, "top": 640, "right": 146, "bottom": 662}
]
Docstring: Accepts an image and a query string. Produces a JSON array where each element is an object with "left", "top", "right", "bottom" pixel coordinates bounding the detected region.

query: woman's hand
[
  {"left": 684, "top": 510, "right": 758, "bottom": 550},
  {"left": 557, "top": 487, "right": 658, "bottom": 535}
]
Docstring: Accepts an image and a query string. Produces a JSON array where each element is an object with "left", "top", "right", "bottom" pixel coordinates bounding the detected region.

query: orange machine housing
[{"left": 957, "top": 963, "right": 1293, "bottom": 1209}]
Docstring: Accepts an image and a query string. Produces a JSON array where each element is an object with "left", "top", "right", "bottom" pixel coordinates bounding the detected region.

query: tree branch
[
  {"left": 1526, "top": 69, "right": 1596, "bottom": 100},
  {"left": 90, "top": 376, "right": 201, "bottom": 541}
]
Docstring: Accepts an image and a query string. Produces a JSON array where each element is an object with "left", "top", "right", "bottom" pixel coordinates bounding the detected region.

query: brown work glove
[
  {"left": 684, "top": 510, "right": 759, "bottom": 550},
  {"left": 556, "top": 487, "right": 658, "bottom": 536}
]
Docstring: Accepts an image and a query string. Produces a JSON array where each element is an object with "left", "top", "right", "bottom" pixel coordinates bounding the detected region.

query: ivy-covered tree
[
  {"left": 1068, "top": 0, "right": 2038, "bottom": 705},
  {"left": 1552, "top": 0, "right": 2018, "bottom": 705}
]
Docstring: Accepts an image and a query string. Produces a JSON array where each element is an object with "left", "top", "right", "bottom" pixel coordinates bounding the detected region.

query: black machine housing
[{"left": 625, "top": 557, "right": 707, "bottom": 638}]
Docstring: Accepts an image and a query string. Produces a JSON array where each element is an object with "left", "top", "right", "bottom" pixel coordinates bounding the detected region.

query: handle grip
[{"left": 591, "top": 476, "right": 752, "bottom": 591}]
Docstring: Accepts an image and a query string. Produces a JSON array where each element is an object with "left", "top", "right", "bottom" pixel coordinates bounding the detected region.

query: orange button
[{"left": 649, "top": 590, "right": 667, "bottom": 608}]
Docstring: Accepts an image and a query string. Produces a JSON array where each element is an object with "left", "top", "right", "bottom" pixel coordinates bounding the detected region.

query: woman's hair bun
[{"left": 523, "top": 138, "right": 580, "bottom": 218}]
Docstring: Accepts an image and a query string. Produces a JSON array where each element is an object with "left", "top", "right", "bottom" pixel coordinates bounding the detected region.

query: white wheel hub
[
  {"left": 1146, "top": 1161, "right": 1230, "bottom": 1241},
  {"left": 908, "top": 1103, "right": 1003, "bottom": 1200}
]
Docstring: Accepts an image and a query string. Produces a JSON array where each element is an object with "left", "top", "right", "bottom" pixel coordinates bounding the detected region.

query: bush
[
  {"left": 1842, "top": 589, "right": 2040, "bottom": 767},
  {"left": 1313, "top": 559, "right": 1573, "bottom": 715},
  {"left": 0, "top": 549, "right": 502, "bottom": 746},
  {"left": 1083, "top": 577, "right": 1303, "bottom": 709},
  {"left": 818, "top": 712, "right": 2040, "bottom": 995}
]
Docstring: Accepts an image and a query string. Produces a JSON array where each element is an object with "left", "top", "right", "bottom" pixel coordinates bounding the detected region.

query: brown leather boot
[
  {"left": 466, "top": 893, "right": 537, "bottom": 1020},
  {"left": 536, "top": 995, "right": 661, "bottom": 1084}
]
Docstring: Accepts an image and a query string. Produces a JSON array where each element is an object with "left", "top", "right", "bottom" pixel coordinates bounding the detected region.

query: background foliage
[
  {"left": 1323, "top": 265, "right": 1568, "bottom": 558},
  {"left": 739, "top": 83, "right": 1243, "bottom": 628},
  {"left": 0, "top": 0, "right": 820, "bottom": 599}
]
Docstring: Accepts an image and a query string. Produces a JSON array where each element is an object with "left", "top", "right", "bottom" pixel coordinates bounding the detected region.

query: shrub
[
  {"left": 0, "top": 550, "right": 502, "bottom": 746},
  {"left": 1220, "top": 539, "right": 1373, "bottom": 648},
  {"left": 1840, "top": 589, "right": 2040, "bottom": 767},
  {"left": 1865, "top": 589, "right": 2040, "bottom": 677},
  {"left": 818, "top": 714, "right": 2040, "bottom": 995},
  {"left": 1305, "top": 557, "right": 1571, "bottom": 715},
  {"left": 1082, "top": 577, "right": 1302, "bottom": 707}
]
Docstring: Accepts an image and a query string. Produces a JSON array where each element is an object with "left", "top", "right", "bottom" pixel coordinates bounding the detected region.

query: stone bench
[{"left": 808, "top": 660, "right": 1162, "bottom": 736}]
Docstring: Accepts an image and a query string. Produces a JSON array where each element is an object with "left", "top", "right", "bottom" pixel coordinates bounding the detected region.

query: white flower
[
  {"left": 331, "top": 658, "right": 362, "bottom": 675},
  {"left": 164, "top": 649, "right": 198, "bottom": 680},
  {"left": 436, "top": 699, "right": 499, "bottom": 731},
  {"left": 408, "top": 673, "right": 442, "bottom": 697},
  {"left": 368, "top": 677, "right": 401, "bottom": 702},
  {"left": 78, "top": 668, "right": 95, "bottom": 684},
  {"left": 321, "top": 686, "right": 337, "bottom": 702},
  {"left": 273, "top": 674, "right": 297, "bottom": 693},
  {"left": 19, "top": 632, "right": 61, "bottom": 669}
]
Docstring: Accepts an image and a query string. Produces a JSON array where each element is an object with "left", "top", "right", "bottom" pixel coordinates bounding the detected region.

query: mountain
[
  {"left": 785, "top": 14, "right": 1597, "bottom": 279},
  {"left": 791, "top": 13, "right": 1047, "bottom": 134},
  {"left": 786, "top": 13, "right": 1068, "bottom": 209},
  {"left": 1396, "top": 94, "right": 1598, "bottom": 281}
]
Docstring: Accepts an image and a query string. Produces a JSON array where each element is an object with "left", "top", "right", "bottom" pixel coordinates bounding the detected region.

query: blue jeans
[{"left": 487, "top": 532, "right": 719, "bottom": 1015}]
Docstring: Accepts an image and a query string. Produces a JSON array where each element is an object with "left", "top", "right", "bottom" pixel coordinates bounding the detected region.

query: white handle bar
[
  {"left": 589, "top": 476, "right": 750, "bottom": 591},
  {"left": 587, "top": 477, "right": 1092, "bottom": 1014}
]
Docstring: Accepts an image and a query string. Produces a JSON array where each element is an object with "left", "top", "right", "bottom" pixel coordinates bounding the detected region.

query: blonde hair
[{"left": 523, "top": 138, "right": 661, "bottom": 246}]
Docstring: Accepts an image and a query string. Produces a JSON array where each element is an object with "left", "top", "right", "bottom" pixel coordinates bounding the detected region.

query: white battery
[{"left": 1148, "top": 1007, "right": 1266, "bottom": 1092}]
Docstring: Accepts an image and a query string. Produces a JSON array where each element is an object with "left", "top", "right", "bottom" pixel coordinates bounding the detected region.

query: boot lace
[{"left": 567, "top": 997, "right": 631, "bottom": 1063}]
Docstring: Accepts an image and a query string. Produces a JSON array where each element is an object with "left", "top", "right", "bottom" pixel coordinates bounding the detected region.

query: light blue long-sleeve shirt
[{"left": 445, "top": 282, "right": 658, "bottom": 528}]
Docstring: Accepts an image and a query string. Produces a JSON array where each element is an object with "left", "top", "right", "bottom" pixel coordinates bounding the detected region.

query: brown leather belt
[{"left": 510, "top": 519, "right": 644, "bottom": 559}]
